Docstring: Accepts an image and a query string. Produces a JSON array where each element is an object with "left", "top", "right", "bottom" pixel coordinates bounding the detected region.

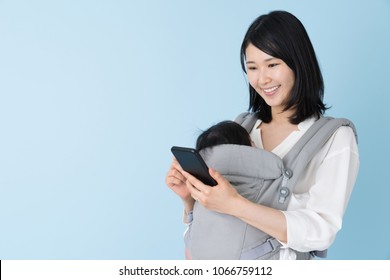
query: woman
[{"left": 165, "top": 10, "right": 359, "bottom": 260}]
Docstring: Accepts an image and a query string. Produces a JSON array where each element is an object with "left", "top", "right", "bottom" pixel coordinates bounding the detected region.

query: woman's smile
[{"left": 262, "top": 85, "right": 281, "bottom": 96}]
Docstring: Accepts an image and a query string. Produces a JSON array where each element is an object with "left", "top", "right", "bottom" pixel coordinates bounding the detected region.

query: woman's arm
[{"left": 233, "top": 193, "right": 288, "bottom": 243}]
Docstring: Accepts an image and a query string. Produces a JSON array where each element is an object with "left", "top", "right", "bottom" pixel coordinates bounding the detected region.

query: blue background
[{"left": 0, "top": 0, "right": 389, "bottom": 260}]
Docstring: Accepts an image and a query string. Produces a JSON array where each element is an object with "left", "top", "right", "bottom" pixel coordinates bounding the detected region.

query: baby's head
[{"left": 196, "top": 120, "right": 252, "bottom": 151}]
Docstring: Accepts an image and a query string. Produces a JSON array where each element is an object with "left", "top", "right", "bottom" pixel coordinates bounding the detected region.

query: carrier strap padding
[
  {"left": 234, "top": 112, "right": 259, "bottom": 133},
  {"left": 281, "top": 117, "right": 357, "bottom": 206}
]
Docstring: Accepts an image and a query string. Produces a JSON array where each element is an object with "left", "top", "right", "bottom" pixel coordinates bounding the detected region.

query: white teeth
[{"left": 263, "top": 86, "right": 279, "bottom": 93}]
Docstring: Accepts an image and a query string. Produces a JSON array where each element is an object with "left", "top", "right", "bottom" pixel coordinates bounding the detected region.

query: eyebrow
[{"left": 246, "top": 57, "right": 278, "bottom": 64}]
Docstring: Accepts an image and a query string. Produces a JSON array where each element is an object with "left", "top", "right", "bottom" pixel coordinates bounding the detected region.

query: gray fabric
[{"left": 187, "top": 113, "right": 357, "bottom": 260}]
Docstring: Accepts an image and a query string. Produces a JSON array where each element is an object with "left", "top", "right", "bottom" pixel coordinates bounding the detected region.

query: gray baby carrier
[{"left": 185, "top": 112, "right": 357, "bottom": 260}]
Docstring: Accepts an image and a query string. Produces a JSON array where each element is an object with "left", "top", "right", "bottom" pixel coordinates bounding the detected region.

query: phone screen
[{"left": 171, "top": 146, "right": 217, "bottom": 186}]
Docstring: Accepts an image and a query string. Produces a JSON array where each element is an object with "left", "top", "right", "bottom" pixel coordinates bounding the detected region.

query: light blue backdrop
[{"left": 0, "top": 0, "right": 389, "bottom": 260}]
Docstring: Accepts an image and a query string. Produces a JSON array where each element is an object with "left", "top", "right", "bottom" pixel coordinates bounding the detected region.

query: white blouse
[{"left": 249, "top": 117, "right": 360, "bottom": 259}]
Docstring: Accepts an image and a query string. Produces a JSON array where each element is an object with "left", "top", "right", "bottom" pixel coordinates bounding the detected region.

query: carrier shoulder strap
[
  {"left": 234, "top": 112, "right": 258, "bottom": 133},
  {"left": 281, "top": 116, "right": 357, "bottom": 205}
]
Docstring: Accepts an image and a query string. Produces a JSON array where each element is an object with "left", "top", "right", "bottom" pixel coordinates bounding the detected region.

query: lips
[{"left": 262, "top": 85, "right": 280, "bottom": 96}]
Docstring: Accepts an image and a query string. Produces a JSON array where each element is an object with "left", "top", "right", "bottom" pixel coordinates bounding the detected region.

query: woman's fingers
[
  {"left": 185, "top": 179, "right": 199, "bottom": 200},
  {"left": 166, "top": 159, "right": 185, "bottom": 186},
  {"left": 209, "top": 168, "right": 228, "bottom": 185},
  {"left": 165, "top": 158, "right": 195, "bottom": 201},
  {"left": 172, "top": 158, "right": 183, "bottom": 171},
  {"left": 183, "top": 168, "right": 240, "bottom": 214},
  {"left": 182, "top": 171, "right": 210, "bottom": 193}
]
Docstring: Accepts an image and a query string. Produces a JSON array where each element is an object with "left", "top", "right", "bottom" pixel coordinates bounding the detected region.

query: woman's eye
[
  {"left": 268, "top": 63, "right": 279, "bottom": 68},
  {"left": 247, "top": 66, "right": 257, "bottom": 71}
]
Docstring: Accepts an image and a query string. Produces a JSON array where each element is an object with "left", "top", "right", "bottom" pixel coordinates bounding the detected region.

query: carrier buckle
[
  {"left": 266, "top": 238, "right": 277, "bottom": 252},
  {"left": 239, "top": 238, "right": 280, "bottom": 259}
]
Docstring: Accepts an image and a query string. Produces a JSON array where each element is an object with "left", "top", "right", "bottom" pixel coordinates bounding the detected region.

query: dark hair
[
  {"left": 196, "top": 121, "right": 252, "bottom": 151},
  {"left": 240, "top": 10, "right": 327, "bottom": 124}
]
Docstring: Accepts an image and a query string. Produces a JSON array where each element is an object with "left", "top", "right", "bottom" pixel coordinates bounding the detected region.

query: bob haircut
[
  {"left": 196, "top": 121, "right": 252, "bottom": 151},
  {"left": 240, "top": 10, "right": 327, "bottom": 124}
]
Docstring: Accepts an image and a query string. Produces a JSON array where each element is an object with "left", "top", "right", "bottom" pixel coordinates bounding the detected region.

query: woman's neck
[{"left": 270, "top": 107, "right": 295, "bottom": 125}]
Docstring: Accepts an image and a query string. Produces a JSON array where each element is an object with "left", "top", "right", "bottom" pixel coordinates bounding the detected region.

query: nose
[{"left": 257, "top": 68, "right": 271, "bottom": 86}]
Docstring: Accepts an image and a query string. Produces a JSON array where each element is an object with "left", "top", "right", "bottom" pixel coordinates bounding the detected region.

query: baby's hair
[{"left": 196, "top": 120, "right": 252, "bottom": 151}]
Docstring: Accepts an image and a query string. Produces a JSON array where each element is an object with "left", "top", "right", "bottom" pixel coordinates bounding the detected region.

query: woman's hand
[
  {"left": 183, "top": 168, "right": 242, "bottom": 215},
  {"left": 165, "top": 158, "right": 195, "bottom": 210}
]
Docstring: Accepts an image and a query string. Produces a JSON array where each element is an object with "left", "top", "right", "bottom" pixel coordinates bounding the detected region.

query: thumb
[{"left": 209, "top": 168, "right": 228, "bottom": 185}]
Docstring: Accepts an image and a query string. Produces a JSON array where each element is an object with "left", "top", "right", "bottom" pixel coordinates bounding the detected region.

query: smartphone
[{"left": 171, "top": 146, "right": 217, "bottom": 186}]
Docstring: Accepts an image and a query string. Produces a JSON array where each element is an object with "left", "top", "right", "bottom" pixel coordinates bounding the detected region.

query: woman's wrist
[
  {"left": 227, "top": 194, "right": 250, "bottom": 217},
  {"left": 183, "top": 196, "right": 195, "bottom": 213},
  {"left": 183, "top": 197, "right": 195, "bottom": 224}
]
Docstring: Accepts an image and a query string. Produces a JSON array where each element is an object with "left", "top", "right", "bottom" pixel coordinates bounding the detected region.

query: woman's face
[{"left": 245, "top": 43, "right": 295, "bottom": 114}]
